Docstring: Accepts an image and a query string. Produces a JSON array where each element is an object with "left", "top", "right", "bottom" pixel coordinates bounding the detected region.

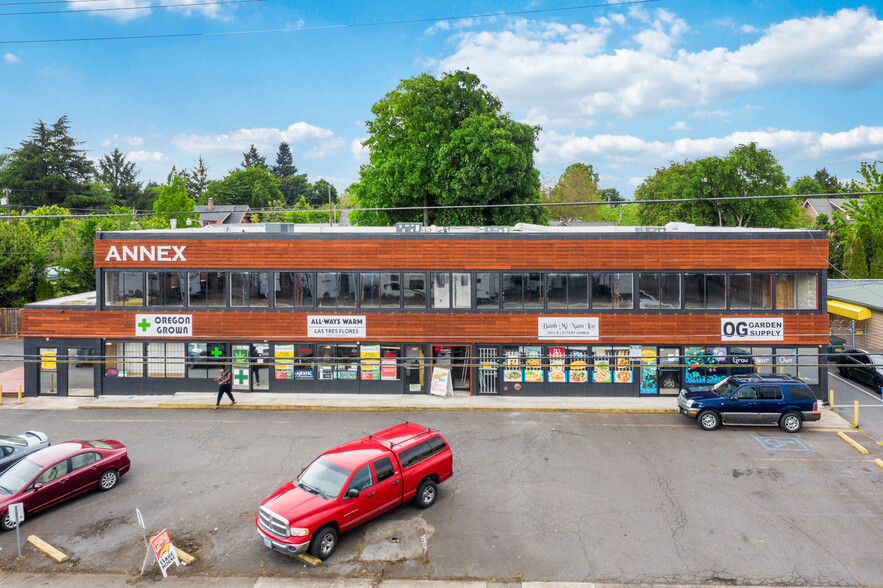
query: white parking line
[{"left": 828, "top": 371, "right": 883, "bottom": 403}]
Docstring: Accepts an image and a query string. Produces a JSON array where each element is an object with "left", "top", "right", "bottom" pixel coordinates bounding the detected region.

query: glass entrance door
[
  {"left": 67, "top": 347, "right": 94, "bottom": 397},
  {"left": 477, "top": 347, "right": 499, "bottom": 394},
  {"left": 39, "top": 348, "right": 58, "bottom": 395}
]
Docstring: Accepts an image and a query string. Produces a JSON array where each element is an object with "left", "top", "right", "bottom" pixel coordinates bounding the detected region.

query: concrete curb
[{"left": 77, "top": 403, "right": 679, "bottom": 414}]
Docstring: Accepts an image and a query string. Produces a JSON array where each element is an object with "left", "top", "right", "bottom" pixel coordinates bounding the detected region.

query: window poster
[
  {"left": 592, "top": 347, "right": 612, "bottom": 383},
  {"left": 569, "top": 348, "right": 588, "bottom": 383},
  {"left": 295, "top": 347, "right": 315, "bottom": 380},
  {"left": 614, "top": 348, "right": 632, "bottom": 383},
  {"left": 524, "top": 346, "right": 543, "bottom": 383},
  {"left": 504, "top": 351, "right": 522, "bottom": 382},
  {"left": 549, "top": 348, "right": 566, "bottom": 383},
  {"left": 708, "top": 347, "right": 727, "bottom": 384},
  {"left": 360, "top": 344, "right": 381, "bottom": 381},
  {"left": 640, "top": 348, "right": 658, "bottom": 394},
  {"left": 381, "top": 350, "right": 398, "bottom": 381},
  {"left": 685, "top": 347, "right": 707, "bottom": 384},
  {"left": 275, "top": 344, "right": 294, "bottom": 379}
]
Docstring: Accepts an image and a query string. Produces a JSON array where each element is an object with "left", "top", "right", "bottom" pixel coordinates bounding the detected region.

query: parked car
[
  {"left": 0, "top": 432, "right": 50, "bottom": 473},
  {"left": 834, "top": 349, "right": 883, "bottom": 394},
  {"left": 256, "top": 422, "right": 453, "bottom": 560},
  {"left": 678, "top": 374, "right": 820, "bottom": 433},
  {"left": 0, "top": 439, "right": 130, "bottom": 531}
]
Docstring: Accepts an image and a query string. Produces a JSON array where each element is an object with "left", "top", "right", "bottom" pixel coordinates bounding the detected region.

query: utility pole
[{"left": 328, "top": 184, "right": 332, "bottom": 226}]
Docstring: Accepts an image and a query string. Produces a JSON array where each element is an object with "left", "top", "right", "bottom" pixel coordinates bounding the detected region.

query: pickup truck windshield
[
  {"left": 870, "top": 354, "right": 883, "bottom": 367},
  {"left": 297, "top": 457, "right": 351, "bottom": 499},
  {"left": 712, "top": 379, "right": 738, "bottom": 397}
]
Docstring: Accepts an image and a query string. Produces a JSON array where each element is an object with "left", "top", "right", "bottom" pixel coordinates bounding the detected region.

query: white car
[{"left": 0, "top": 432, "right": 50, "bottom": 472}]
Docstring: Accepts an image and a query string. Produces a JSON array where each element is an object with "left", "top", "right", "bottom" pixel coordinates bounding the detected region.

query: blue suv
[{"left": 677, "top": 374, "right": 820, "bottom": 433}]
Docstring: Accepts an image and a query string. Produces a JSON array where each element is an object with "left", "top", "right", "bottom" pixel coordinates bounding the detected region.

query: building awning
[{"left": 827, "top": 300, "right": 872, "bottom": 321}]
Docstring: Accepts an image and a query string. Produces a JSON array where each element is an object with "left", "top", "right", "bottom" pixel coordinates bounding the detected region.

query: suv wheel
[
  {"left": 697, "top": 409, "right": 721, "bottom": 431},
  {"left": 779, "top": 411, "right": 802, "bottom": 433}
]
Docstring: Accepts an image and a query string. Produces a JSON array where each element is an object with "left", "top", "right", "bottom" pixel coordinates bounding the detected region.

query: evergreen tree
[
  {"left": 186, "top": 156, "right": 210, "bottom": 201},
  {"left": 240, "top": 145, "right": 267, "bottom": 170},
  {"left": 283, "top": 174, "right": 312, "bottom": 207},
  {"left": 0, "top": 116, "right": 96, "bottom": 209},
  {"left": 271, "top": 142, "right": 297, "bottom": 178},
  {"left": 846, "top": 236, "right": 869, "bottom": 279},
  {"left": 97, "top": 148, "right": 142, "bottom": 207}
]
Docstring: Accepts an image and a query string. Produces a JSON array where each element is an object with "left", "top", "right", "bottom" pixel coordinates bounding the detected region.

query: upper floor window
[
  {"left": 639, "top": 273, "right": 681, "bottom": 309},
  {"left": 105, "top": 271, "right": 144, "bottom": 307},
  {"left": 729, "top": 273, "right": 772, "bottom": 309},
  {"left": 592, "top": 273, "right": 633, "bottom": 309},
  {"left": 230, "top": 272, "right": 269, "bottom": 307},
  {"left": 147, "top": 272, "right": 186, "bottom": 306},
  {"left": 276, "top": 272, "right": 314, "bottom": 307},
  {"left": 189, "top": 272, "right": 227, "bottom": 307},
  {"left": 403, "top": 273, "right": 426, "bottom": 308},
  {"left": 476, "top": 272, "right": 501, "bottom": 309},
  {"left": 684, "top": 273, "right": 726, "bottom": 309},
  {"left": 361, "top": 272, "right": 401, "bottom": 308},
  {"left": 776, "top": 273, "right": 818, "bottom": 309},
  {"left": 546, "top": 273, "right": 589, "bottom": 309},
  {"left": 317, "top": 272, "right": 357, "bottom": 308},
  {"left": 503, "top": 273, "right": 543, "bottom": 309}
]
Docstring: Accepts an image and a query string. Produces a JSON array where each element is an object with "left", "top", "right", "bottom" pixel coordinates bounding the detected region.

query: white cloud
[
  {"left": 66, "top": 0, "right": 233, "bottom": 22},
  {"left": 740, "top": 24, "right": 759, "bottom": 34},
  {"left": 172, "top": 122, "right": 338, "bottom": 159},
  {"left": 102, "top": 134, "right": 145, "bottom": 148},
  {"left": 351, "top": 138, "right": 368, "bottom": 162},
  {"left": 4, "top": 53, "right": 21, "bottom": 63},
  {"left": 537, "top": 125, "right": 883, "bottom": 168},
  {"left": 668, "top": 121, "right": 691, "bottom": 131},
  {"left": 438, "top": 8, "right": 883, "bottom": 121},
  {"left": 127, "top": 150, "right": 167, "bottom": 163}
]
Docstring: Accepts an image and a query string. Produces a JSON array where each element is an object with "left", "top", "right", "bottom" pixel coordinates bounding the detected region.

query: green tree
[
  {"left": 306, "top": 179, "right": 339, "bottom": 209},
  {"left": 153, "top": 171, "right": 197, "bottom": 228},
  {"left": 790, "top": 175, "right": 823, "bottom": 195},
  {"left": 200, "top": 167, "right": 282, "bottom": 210},
  {"left": 0, "top": 221, "right": 45, "bottom": 306},
  {"left": 542, "top": 163, "right": 602, "bottom": 222},
  {"left": 599, "top": 187, "right": 625, "bottom": 205},
  {"left": 846, "top": 235, "right": 869, "bottom": 279},
  {"left": 271, "top": 142, "right": 297, "bottom": 178},
  {"left": 352, "top": 71, "right": 546, "bottom": 226},
  {"left": 239, "top": 144, "right": 267, "bottom": 170},
  {"left": 0, "top": 116, "right": 96, "bottom": 209},
  {"left": 184, "top": 156, "right": 210, "bottom": 201},
  {"left": 97, "top": 148, "right": 142, "bottom": 207},
  {"left": 282, "top": 174, "right": 311, "bottom": 207},
  {"left": 813, "top": 168, "right": 847, "bottom": 193}
]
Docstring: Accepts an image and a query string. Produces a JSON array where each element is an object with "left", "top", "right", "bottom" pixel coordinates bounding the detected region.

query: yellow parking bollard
[
  {"left": 0, "top": 384, "right": 3, "bottom": 405},
  {"left": 829, "top": 388, "right": 833, "bottom": 408},
  {"left": 18, "top": 385, "right": 22, "bottom": 405},
  {"left": 854, "top": 400, "right": 859, "bottom": 426}
]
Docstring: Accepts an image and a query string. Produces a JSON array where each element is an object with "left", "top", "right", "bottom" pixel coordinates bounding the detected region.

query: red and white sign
[{"left": 150, "top": 529, "right": 180, "bottom": 578}]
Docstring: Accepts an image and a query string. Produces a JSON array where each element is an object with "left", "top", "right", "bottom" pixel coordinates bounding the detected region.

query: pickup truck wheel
[
  {"left": 697, "top": 409, "right": 721, "bottom": 431},
  {"left": 309, "top": 526, "right": 337, "bottom": 560},
  {"left": 415, "top": 479, "right": 438, "bottom": 508},
  {"left": 779, "top": 411, "right": 802, "bottom": 433}
]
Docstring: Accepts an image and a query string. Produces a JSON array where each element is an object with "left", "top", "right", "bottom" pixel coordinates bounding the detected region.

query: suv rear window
[
  {"left": 398, "top": 436, "right": 447, "bottom": 469},
  {"left": 759, "top": 386, "right": 783, "bottom": 400},
  {"left": 786, "top": 384, "right": 815, "bottom": 400}
]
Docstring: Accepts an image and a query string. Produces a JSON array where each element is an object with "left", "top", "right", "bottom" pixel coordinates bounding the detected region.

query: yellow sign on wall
[{"left": 40, "top": 349, "right": 57, "bottom": 371}]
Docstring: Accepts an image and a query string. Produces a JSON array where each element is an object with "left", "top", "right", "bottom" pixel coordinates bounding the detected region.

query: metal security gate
[{"left": 478, "top": 347, "right": 499, "bottom": 394}]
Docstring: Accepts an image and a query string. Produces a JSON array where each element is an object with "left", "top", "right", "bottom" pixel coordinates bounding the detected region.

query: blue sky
[{"left": 2, "top": 1, "right": 882, "bottom": 199}]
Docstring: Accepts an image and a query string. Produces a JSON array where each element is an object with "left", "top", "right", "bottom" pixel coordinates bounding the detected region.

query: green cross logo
[
  {"left": 234, "top": 370, "right": 248, "bottom": 385},
  {"left": 210, "top": 346, "right": 223, "bottom": 358},
  {"left": 137, "top": 319, "right": 151, "bottom": 332}
]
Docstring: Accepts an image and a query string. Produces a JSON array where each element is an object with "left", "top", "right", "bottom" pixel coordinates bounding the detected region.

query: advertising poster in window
[
  {"left": 708, "top": 347, "right": 727, "bottom": 383},
  {"left": 294, "top": 347, "right": 315, "bottom": 380},
  {"left": 381, "top": 351, "right": 398, "bottom": 380},
  {"left": 640, "top": 348, "right": 658, "bottom": 394},
  {"left": 504, "top": 352, "right": 522, "bottom": 382},
  {"left": 569, "top": 348, "right": 588, "bottom": 383},
  {"left": 360, "top": 344, "right": 381, "bottom": 381},
  {"left": 614, "top": 348, "right": 632, "bottom": 383},
  {"left": 685, "top": 347, "right": 707, "bottom": 384},
  {"left": 549, "top": 348, "right": 566, "bottom": 383},
  {"left": 592, "top": 348, "right": 612, "bottom": 383},
  {"left": 273, "top": 345, "right": 294, "bottom": 380},
  {"left": 232, "top": 345, "right": 249, "bottom": 389},
  {"left": 524, "top": 347, "right": 544, "bottom": 383}
]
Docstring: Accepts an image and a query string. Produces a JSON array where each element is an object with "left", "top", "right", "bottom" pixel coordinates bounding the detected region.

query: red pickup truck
[{"left": 256, "top": 422, "right": 453, "bottom": 560}]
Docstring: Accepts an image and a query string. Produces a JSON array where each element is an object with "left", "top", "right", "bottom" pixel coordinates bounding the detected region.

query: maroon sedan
[{"left": 0, "top": 440, "right": 130, "bottom": 531}]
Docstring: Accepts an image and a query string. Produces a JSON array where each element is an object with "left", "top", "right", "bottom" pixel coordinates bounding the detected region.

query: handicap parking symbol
[{"left": 754, "top": 436, "right": 809, "bottom": 451}]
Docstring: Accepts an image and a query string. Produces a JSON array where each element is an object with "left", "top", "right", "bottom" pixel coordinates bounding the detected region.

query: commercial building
[{"left": 23, "top": 222, "right": 830, "bottom": 398}]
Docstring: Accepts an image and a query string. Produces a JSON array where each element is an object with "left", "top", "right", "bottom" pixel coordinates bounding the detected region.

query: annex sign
[
  {"left": 720, "top": 317, "right": 783, "bottom": 341},
  {"left": 105, "top": 245, "right": 187, "bottom": 263},
  {"left": 136, "top": 314, "right": 193, "bottom": 337},
  {"left": 308, "top": 315, "right": 366, "bottom": 338}
]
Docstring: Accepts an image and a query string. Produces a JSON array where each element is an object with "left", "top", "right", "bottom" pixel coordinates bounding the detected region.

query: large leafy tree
[
  {"left": 814, "top": 168, "right": 847, "bottom": 193},
  {"left": 283, "top": 173, "right": 312, "bottom": 207},
  {"left": 97, "top": 148, "right": 142, "bottom": 207},
  {"left": 636, "top": 143, "right": 797, "bottom": 228},
  {"left": 351, "top": 71, "right": 546, "bottom": 226},
  {"left": 200, "top": 167, "right": 282, "bottom": 210},
  {"left": 306, "top": 179, "right": 339, "bottom": 209},
  {"left": 153, "top": 171, "right": 197, "bottom": 228},
  {"left": 542, "top": 163, "right": 602, "bottom": 223},
  {"left": 0, "top": 221, "right": 45, "bottom": 306},
  {"left": 0, "top": 116, "right": 96, "bottom": 210}
]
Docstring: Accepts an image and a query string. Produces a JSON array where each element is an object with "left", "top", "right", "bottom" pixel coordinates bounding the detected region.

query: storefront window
[
  {"left": 317, "top": 272, "right": 357, "bottom": 308},
  {"left": 230, "top": 272, "right": 269, "bottom": 307},
  {"left": 360, "top": 344, "right": 382, "bottom": 380},
  {"left": 639, "top": 347, "right": 658, "bottom": 394},
  {"left": 147, "top": 272, "right": 186, "bottom": 306},
  {"left": 405, "top": 345, "right": 425, "bottom": 392},
  {"left": 381, "top": 345, "right": 400, "bottom": 381},
  {"left": 592, "top": 347, "right": 633, "bottom": 383},
  {"left": 776, "top": 347, "right": 798, "bottom": 376},
  {"left": 317, "top": 344, "right": 334, "bottom": 380},
  {"left": 187, "top": 342, "right": 226, "bottom": 379},
  {"left": 189, "top": 272, "right": 227, "bottom": 307},
  {"left": 452, "top": 273, "right": 472, "bottom": 309},
  {"left": 335, "top": 344, "right": 359, "bottom": 380},
  {"left": 294, "top": 345, "right": 315, "bottom": 380},
  {"left": 730, "top": 273, "right": 772, "bottom": 309},
  {"left": 684, "top": 347, "right": 727, "bottom": 384},
  {"left": 639, "top": 273, "right": 680, "bottom": 309},
  {"left": 251, "top": 343, "right": 270, "bottom": 390},
  {"left": 797, "top": 348, "right": 819, "bottom": 384},
  {"left": 105, "top": 271, "right": 144, "bottom": 307},
  {"left": 431, "top": 273, "right": 450, "bottom": 309},
  {"left": 752, "top": 347, "right": 774, "bottom": 374},
  {"left": 276, "top": 272, "right": 314, "bottom": 307},
  {"left": 476, "top": 273, "right": 500, "bottom": 309},
  {"left": 403, "top": 273, "right": 426, "bottom": 308},
  {"left": 104, "top": 341, "right": 143, "bottom": 377},
  {"left": 592, "top": 273, "right": 633, "bottom": 309},
  {"left": 146, "top": 342, "right": 185, "bottom": 377}
]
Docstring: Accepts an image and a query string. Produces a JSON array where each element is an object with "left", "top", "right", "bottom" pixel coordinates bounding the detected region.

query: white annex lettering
[{"left": 105, "top": 245, "right": 187, "bottom": 263}]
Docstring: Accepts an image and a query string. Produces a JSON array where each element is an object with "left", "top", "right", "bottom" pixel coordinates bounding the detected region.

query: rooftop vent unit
[
  {"left": 483, "top": 226, "right": 511, "bottom": 233},
  {"left": 265, "top": 223, "right": 296, "bottom": 233},
  {"left": 396, "top": 223, "right": 423, "bottom": 233}
]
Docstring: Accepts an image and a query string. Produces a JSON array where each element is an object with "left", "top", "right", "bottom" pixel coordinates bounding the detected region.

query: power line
[
  {"left": 0, "top": 0, "right": 265, "bottom": 16},
  {"left": 0, "top": 0, "right": 661, "bottom": 44}
]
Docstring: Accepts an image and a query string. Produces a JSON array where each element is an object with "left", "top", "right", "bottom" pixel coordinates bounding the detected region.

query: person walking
[{"left": 214, "top": 364, "right": 235, "bottom": 409}]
